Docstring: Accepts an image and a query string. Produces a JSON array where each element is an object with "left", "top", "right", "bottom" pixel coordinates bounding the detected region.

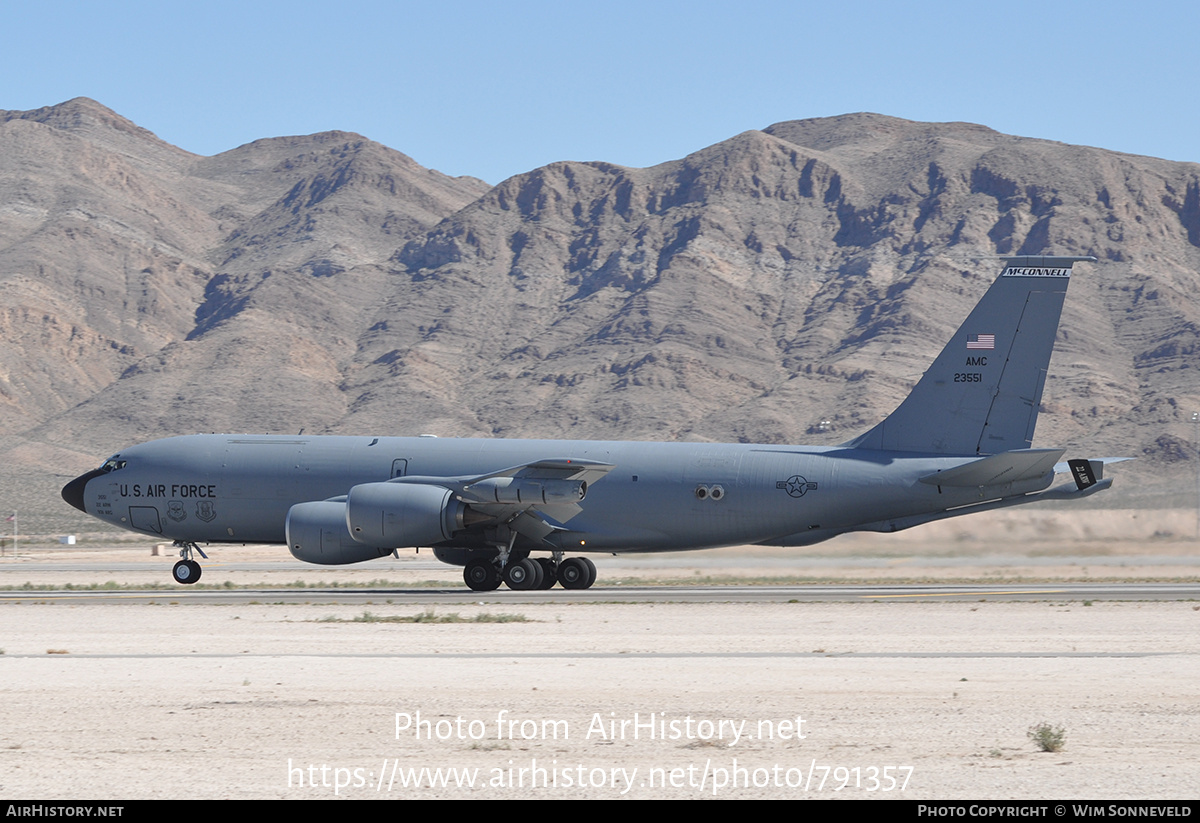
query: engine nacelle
[
  {"left": 286, "top": 500, "right": 392, "bottom": 565},
  {"left": 466, "top": 477, "right": 586, "bottom": 505},
  {"left": 345, "top": 482, "right": 462, "bottom": 548}
]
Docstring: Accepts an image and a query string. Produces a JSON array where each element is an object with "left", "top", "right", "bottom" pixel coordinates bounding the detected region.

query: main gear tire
[
  {"left": 558, "top": 557, "right": 592, "bottom": 589},
  {"left": 464, "top": 559, "right": 501, "bottom": 592}
]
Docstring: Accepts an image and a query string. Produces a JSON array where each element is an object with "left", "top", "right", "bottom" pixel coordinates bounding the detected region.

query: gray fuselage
[{"left": 70, "top": 433, "right": 1052, "bottom": 554}]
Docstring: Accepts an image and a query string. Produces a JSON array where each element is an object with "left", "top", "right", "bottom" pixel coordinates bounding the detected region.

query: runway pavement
[{"left": 1, "top": 581, "right": 1197, "bottom": 604}]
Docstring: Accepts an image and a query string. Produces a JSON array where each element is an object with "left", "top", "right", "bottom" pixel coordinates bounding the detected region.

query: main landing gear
[
  {"left": 171, "top": 540, "right": 208, "bottom": 585},
  {"left": 463, "top": 555, "right": 596, "bottom": 592}
]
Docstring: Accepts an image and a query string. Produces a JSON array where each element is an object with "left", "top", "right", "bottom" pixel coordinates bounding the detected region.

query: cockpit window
[{"left": 100, "top": 457, "right": 127, "bottom": 472}]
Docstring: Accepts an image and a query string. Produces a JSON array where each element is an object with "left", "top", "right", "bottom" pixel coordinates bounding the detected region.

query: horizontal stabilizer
[{"left": 918, "top": 448, "right": 1063, "bottom": 487}]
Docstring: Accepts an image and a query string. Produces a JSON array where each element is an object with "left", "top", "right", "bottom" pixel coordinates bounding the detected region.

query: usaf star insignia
[{"left": 776, "top": 475, "right": 818, "bottom": 498}]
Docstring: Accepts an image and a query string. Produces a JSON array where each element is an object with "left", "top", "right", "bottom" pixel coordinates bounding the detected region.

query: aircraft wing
[
  {"left": 393, "top": 458, "right": 616, "bottom": 543},
  {"left": 467, "top": 458, "right": 616, "bottom": 487}
]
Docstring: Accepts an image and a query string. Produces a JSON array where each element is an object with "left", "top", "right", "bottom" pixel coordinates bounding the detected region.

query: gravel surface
[{"left": 0, "top": 593, "right": 1196, "bottom": 799}]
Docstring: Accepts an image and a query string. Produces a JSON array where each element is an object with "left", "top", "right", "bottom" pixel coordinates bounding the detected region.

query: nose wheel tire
[{"left": 172, "top": 559, "right": 202, "bottom": 584}]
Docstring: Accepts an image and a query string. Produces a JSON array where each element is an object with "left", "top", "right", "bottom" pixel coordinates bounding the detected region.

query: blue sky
[{"left": 2, "top": 0, "right": 1195, "bottom": 184}]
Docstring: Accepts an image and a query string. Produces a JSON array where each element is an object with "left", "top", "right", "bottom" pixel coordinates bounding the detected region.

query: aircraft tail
[{"left": 847, "top": 255, "right": 1095, "bottom": 455}]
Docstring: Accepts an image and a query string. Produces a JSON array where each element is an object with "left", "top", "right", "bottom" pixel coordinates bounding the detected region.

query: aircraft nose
[{"left": 61, "top": 468, "right": 105, "bottom": 513}]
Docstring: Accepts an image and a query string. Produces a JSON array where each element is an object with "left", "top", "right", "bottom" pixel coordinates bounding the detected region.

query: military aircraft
[{"left": 62, "top": 255, "right": 1116, "bottom": 591}]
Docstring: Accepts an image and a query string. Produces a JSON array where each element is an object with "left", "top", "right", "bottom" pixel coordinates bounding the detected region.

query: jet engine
[
  {"left": 286, "top": 500, "right": 393, "bottom": 565},
  {"left": 345, "top": 482, "right": 464, "bottom": 548}
]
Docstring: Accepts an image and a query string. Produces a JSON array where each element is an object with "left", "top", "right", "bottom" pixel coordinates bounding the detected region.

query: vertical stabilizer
[{"left": 847, "top": 256, "right": 1094, "bottom": 455}]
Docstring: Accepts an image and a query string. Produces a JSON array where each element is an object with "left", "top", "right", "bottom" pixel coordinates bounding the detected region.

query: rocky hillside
[{"left": 2, "top": 100, "right": 1198, "bottom": 530}]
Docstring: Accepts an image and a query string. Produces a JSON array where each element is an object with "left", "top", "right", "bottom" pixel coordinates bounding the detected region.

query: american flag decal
[{"left": 967, "top": 333, "right": 995, "bottom": 350}]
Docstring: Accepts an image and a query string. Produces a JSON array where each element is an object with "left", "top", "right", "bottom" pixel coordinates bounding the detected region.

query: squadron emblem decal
[
  {"left": 195, "top": 501, "right": 217, "bottom": 522},
  {"left": 777, "top": 475, "right": 818, "bottom": 498},
  {"left": 166, "top": 500, "right": 187, "bottom": 522}
]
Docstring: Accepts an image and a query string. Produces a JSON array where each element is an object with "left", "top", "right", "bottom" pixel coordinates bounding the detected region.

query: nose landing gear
[
  {"left": 171, "top": 541, "right": 208, "bottom": 585},
  {"left": 172, "top": 559, "right": 202, "bottom": 584}
]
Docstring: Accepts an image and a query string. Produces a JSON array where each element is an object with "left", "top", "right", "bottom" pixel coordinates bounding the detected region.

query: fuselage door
[{"left": 391, "top": 459, "right": 409, "bottom": 479}]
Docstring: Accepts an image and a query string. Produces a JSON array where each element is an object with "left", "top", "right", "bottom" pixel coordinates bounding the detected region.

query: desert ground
[{"left": 0, "top": 508, "right": 1196, "bottom": 800}]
